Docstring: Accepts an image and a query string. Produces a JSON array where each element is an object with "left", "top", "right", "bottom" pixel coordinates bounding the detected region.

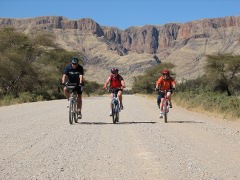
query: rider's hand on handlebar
[{"left": 155, "top": 88, "right": 159, "bottom": 91}]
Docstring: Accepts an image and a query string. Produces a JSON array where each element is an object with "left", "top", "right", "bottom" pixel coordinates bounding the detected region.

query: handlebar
[
  {"left": 61, "top": 82, "right": 83, "bottom": 87},
  {"left": 105, "top": 87, "right": 123, "bottom": 93},
  {"left": 155, "top": 88, "right": 175, "bottom": 93}
]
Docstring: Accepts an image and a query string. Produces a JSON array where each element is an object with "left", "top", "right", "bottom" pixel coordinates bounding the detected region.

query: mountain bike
[
  {"left": 66, "top": 83, "right": 78, "bottom": 124},
  {"left": 111, "top": 88, "right": 121, "bottom": 124},
  {"left": 160, "top": 90, "right": 170, "bottom": 123}
]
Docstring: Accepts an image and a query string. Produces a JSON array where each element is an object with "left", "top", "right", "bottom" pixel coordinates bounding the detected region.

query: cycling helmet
[
  {"left": 71, "top": 57, "right": 79, "bottom": 64},
  {"left": 111, "top": 67, "right": 118, "bottom": 74},
  {"left": 162, "top": 69, "right": 170, "bottom": 75}
]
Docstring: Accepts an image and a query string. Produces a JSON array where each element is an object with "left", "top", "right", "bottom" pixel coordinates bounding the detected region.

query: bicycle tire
[
  {"left": 116, "top": 110, "right": 119, "bottom": 122},
  {"left": 163, "top": 101, "right": 168, "bottom": 123},
  {"left": 112, "top": 103, "right": 119, "bottom": 124},
  {"left": 73, "top": 100, "right": 78, "bottom": 123},
  {"left": 69, "top": 100, "right": 74, "bottom": 124},
  {"left": 115, "top": 102, "right": 120, "bottom": 123},
  {"left": 112, "top": 106, "right": 116, "bottom": 124}
]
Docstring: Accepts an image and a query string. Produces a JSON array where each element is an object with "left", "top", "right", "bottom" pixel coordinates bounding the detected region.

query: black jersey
[{"left": 64, "top": 64, "right": 84, "bottom": 83}]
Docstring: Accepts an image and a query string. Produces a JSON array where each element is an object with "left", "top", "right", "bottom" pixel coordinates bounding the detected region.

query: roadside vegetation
[{"left": 0, "top": 28, "right": 104, "bottom": 106}]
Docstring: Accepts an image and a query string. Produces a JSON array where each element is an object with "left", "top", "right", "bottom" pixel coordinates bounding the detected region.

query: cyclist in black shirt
[{"left": 62, "top": 57, "right": 84, "bottom": 118}]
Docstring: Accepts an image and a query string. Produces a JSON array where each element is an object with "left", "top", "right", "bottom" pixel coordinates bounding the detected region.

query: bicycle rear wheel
[
  {"left": 69, "top": 100, "right": 74, "bottom": 124},
  {"left": 163, "top": 101, "right": 168, "bottom": 123}
]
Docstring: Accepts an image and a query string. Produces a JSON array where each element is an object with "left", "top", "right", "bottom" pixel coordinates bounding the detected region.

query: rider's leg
[
  {"left": 118, "top": 90, "right": 124, "bottom": 109},
  {"left": 167, "top": 92, "right": 172, "bottom": 101},
  {"left": 77, "top": 94, "right": 82, "bottom": 112},
  {"left": 157, "top": 95, "right": 161, "bottom": 108},
  {"left": 167, "top": 92, "right": 172, "bottom": 107},
  {"left": 110, "top": 93, "right": 113, "bottom": 108},
  {"left": 63, "top": 87, "right": 70, "bottom": 100},
  {"left": 76, "top": 86, "right": 83, "bottom": 117},
  {"left": 118, "top": 90, "right": 123, "bottom": 105},
  {"left": 109, "top": 93, "right": 113, "bottom": 116},
  {"left": 159, "top": 97, "right": 164, "bottom": 118},
  {"left": 159, "top": 98, "right": 164, "bottom": 112}
]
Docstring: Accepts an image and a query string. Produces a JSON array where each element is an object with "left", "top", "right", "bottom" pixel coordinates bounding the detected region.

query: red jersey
[
  {"left": 156, "top": 76, "right": 176, "bottom": 91},
  {"left": 109, "top": 74, "right": 124, "bottom": 88}
]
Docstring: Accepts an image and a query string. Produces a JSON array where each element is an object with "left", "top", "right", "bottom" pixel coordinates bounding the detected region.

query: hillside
[{"left": 0, "top": 16, "right": 240, "bottom": 87}]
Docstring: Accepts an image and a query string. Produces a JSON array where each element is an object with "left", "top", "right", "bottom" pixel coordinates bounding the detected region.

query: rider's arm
[
  {"left": 121, "top": 80, "right": 126, "bottom": 89},
  {"left": 79, "top": 74, "right": 83, "bottom": 84},
  {"left": 62, "top": 65, "right": 69, "bottom": 84},
  {"left": 171, "top": 79, "right": 176, "bottom": 89},
  {"left": 103, "top": 77, "right": 111, "bottom": 89},
  {"left": 156, "top": 77, "right": 163, "bottom": 89},
  {"left": 77, "top": 65, "right": 84, "bottom": 85},
  {"left": 62, "top": 74, "right": 68, "bottom": 84}
]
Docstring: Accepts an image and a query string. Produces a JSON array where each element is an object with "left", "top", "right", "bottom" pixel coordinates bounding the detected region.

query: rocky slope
[{"left": 1, "top": 16, "right": 240, "bottom": 87}]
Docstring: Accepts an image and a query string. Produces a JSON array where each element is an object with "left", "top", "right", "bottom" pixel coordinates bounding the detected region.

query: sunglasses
[{"left": 72, "top": 63, "right": 78, "bottom": 65}]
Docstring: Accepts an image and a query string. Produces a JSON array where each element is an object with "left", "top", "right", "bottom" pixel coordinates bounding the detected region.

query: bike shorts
[
  {"left": 157, "top": 91, "right": 165, "bottom": 99},
  {"left": 110, "top": 88, "right": 123, "bottom": 94},
  {"left": 67, "top": 85, "right": 83, "bottom": 95},
  {"left": 158, "top": 90, "right": 172, "bottom": 98}
]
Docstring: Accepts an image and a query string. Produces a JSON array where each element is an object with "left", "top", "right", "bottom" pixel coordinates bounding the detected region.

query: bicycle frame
[
  {"left": 161, "top": 90, "right": 170, "bottom": 123},
  {"left": 111, "top": 88, "right": 120, "bottom": 124},
  {"left": 66, "top": 83, "right": 78, "bottom": 124}
]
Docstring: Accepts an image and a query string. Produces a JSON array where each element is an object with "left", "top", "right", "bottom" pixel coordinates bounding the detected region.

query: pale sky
[{"left": 0, "top": 0, "right": 239, "bottom": 29}]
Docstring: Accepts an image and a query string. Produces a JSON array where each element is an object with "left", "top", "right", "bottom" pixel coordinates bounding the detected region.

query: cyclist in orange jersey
[{"left": 155, "top": 69, "right": 176, "bottom": 118}]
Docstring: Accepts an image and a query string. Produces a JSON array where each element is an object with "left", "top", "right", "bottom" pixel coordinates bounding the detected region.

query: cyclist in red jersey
[{"left": 103, "top": 68, "right": 126, "bottom": 116}]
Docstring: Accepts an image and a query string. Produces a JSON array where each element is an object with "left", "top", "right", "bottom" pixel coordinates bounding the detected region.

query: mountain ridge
[{"left": 1, "top": 16, "right": 240, "bottom": 87}]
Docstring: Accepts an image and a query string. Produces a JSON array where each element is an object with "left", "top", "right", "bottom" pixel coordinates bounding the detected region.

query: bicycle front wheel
[
  {"left": 163, "top": 101, "right": 168, "bottom": 123},
  {"left": 69, "top": 100, "right": 74, "bottom": 124},
  {"left": 115, "top": 110, "right": 119, "bottom": 123},
  {"left": 73, "top": 101, "right": 78, "bottom": 123},
  {"left": 112, "top": 104, "right": 118, "bottom": 124}
]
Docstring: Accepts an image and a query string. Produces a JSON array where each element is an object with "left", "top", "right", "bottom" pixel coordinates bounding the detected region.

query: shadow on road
[
  {"left": 167, "top": 120, "right": 204, "bottom": 123},
  {"left": 77, "top": 121, "right": 156, "bottom": 125},
  {"left": 116, "top": 121, "right": 156, "bottom": 124}
]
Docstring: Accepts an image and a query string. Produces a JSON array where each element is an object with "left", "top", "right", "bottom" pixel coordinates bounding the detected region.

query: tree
[
  {"left": 205, "top": 54, "right": 240, "bottom": 96},
  {"left": 0, "top": 28, "right": 36, "bottom": 95}
]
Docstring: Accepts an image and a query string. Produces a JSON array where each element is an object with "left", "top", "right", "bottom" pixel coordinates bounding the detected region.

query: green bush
[
  {"left": 17, "top": 92, "right": 36, "bottom": 103},
  {"left": 0, "top": 94, "right": 15, "bottom": 106},
  {"left": 174, "top": 90, "right": 240, "bottom": 119}
]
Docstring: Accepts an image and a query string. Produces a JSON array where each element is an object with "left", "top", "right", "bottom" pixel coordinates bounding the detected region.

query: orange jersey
[{"left": 156, "top": 76, "right": 176, "bottom": 90}]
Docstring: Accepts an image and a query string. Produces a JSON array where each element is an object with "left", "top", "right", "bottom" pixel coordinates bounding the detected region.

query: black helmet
[
  {"left": 71, "top": 57, "right": 79, "bottom": 64},
  {"left": 111, "top": 67, "right": 118, "bottom": 74}
]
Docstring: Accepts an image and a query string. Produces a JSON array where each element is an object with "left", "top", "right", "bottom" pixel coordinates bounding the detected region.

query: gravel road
[{"left": 0, "top": 95, "right": 240, "bottom": 180}]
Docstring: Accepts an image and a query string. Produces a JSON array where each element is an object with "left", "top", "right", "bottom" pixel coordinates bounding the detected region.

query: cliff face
[{"left": 1, "top": 16, "right": 240, "bottom": 86}]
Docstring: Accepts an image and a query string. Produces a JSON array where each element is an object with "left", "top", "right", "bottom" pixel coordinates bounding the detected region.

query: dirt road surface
[{"left": 1, "top": 95, "right": 240, "bottom": 179}]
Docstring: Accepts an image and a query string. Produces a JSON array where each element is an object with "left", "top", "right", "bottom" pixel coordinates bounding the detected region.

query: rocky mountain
[{"left": 0, "top": 16, "right": 240, "bottom": 87}]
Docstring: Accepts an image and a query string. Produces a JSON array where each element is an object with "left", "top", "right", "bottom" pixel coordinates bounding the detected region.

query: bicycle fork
[
  {"left": 112, "top": 98, "right": 120, "bottom": 113},
  {"left": 69, "top": 96, "right": 76, "bottom": 113}
]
